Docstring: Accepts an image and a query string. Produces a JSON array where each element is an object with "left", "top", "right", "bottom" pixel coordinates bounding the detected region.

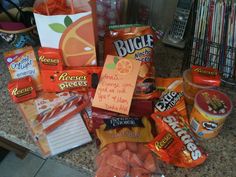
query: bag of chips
[
  {"left": 104, "top": 24, "right": 157, "bottom": 99},
  {"left": 148, "top": 109, "right": 207, "bottom": 168}
]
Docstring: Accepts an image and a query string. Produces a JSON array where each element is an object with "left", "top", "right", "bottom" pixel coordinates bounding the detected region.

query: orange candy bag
[
  {"left": 104, "top": 25, "right": 157, "bottom": 99},
  {"left": 8, "top": 76, "right": 37, "bottom": 103},
  {"left": 95, "top": 142, "right": 164, "bottom": 177},
  {"left": 148, "top": 109, "right": 207, "bottom": 168}
]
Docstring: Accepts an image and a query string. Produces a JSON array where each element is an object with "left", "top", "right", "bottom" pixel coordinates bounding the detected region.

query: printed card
[{"left": 92, "top": 55, "right": 141, "bottom": 115}]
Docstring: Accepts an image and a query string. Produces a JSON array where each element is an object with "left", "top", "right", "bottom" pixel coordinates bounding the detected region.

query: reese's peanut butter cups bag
[{"left": 104, "top": 24, "right": 157, "bottom": 99}]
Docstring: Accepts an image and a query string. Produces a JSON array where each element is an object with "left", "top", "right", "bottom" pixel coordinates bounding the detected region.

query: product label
[
  {"left": 104, "top": 117, "right": 144, "bottom": 130},
  {"left": 39, "top": 56, "right": 59, "bottom": 66},
  {"left": 12, "top": 87, "right": 33, "bottom": 97},
  {"left": 113, "top": 35, "right": 154, "bottom": 58},
  {"left": 163, "top": 115, "right": 202, "bottom": 160},
  {"left": 58, "top": 73, "right": 87, "bottom": 90},
  {"left": 155, "top": 91, "right": 183, "bottom": 112},
  {"left": 155, "top": 132, "right": 174, "bottom": 149}
]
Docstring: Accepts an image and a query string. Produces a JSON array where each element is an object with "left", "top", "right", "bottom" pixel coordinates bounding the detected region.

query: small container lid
[{"left": 195, "top": 89, "right": 232, "bottom": 117}]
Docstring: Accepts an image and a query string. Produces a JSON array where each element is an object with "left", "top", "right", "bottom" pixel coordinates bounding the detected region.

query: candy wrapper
[
  {"left": 41, "top": 66, "right": 102, "bottom": 92},
  {"left": 148, "top": 109, "right": 207, "bottom": 168},
  {"left": 8, "top": 76, "right": 37, "bottom": 103},
  {"left": 38, "top": 47, "right": 64, "bottom": 70},
  {"left": 95, "top": 142, "right": 165, "bottom": 177},
  {"left": 104, "top": 24, "right": 157, "bottom": 99},
  {"left": 191, "top": 65, "right": 221, "bottom": 87},
  {"left": 154, "top": 77, "right": 188, "bottom": 122}
]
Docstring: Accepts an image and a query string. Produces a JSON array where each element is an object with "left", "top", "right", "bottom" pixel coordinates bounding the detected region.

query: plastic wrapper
[
  {"left": 8, "top": 76, "right": 37, "bottom": 103},
  {"left": 154, "top": 77, "right": 188, "bottom": 122},
  {"left": 148, "top": 109, "right": 207, "bottom": 168},
  {"left": 40, "top": 66, "right": 102, "bottom": 92},
  {"left": 18, "top": 91, "right": 92, "bottom": 157},
  {"left": 95, "top": 142, "right": 165, "bottom": 177},
  {"left": 191, "top": 65, "right": 221, "bottom": 87},
  {"left": 38, "top": 47, "right": 64, "bottom": 70},
  {"left": 104, "top": 24, "right": 157, "bottom": 99}
]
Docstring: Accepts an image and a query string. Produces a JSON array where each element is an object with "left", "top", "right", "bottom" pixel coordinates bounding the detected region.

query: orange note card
[{"left": 92, "top": 55, "right": 141, "bottom": 115}]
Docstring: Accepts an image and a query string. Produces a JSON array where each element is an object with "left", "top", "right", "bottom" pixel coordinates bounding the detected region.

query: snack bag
[
  {"left": 38, "top": 47, "right": 64, "bottom": 70},
  {"left": 95, "top": 116, "right": 154, "bottom": 149},
  {"left": 4, "top": 46, "right": 42, "bottom": 90},
  {"left": 95, "top": 142, "right": 164, "bottom": 177},
  {"left": 154, "top": 77, "right": 187, "bottom": 122},
  {"left": 148, "top": 109, "right": 207, "bottom": 168},
  {"left": 41, "top": 66, "right": 102, "bottom": 92},
  {"left": 8, "top": 76, "right": 37, "bottom": 103},
  {"left": 191, "top": 65, "right": 221, "bottom": 86},
  {"left": 104, "top": 24, "right": 157, "bottom": 99}
]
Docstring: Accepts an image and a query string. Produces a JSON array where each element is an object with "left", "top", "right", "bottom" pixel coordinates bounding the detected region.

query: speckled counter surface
[{"left": 0, "top": 41, "right": 236, "bottom": 177}]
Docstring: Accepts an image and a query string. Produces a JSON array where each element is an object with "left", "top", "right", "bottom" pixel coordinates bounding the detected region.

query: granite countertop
[{"left": 0, "top": 41, "right": 236, "bottom": 177}]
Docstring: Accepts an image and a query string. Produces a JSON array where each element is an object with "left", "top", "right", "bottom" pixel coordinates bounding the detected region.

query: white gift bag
[{"left": 33, "top": 0, "right": 97, "bottom": 66}]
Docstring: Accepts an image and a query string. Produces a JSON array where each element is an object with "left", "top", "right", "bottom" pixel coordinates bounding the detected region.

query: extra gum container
[
  {"left": 183, "top": 69, "right": 215, "bottom": 104},
  {"left": 190, "top": 89, "right": 232, "bottom": 139}
]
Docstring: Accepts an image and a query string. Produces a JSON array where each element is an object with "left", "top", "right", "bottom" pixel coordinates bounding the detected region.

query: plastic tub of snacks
[{"left": 183, "top": 69, "right": 215, "bottom": 104}]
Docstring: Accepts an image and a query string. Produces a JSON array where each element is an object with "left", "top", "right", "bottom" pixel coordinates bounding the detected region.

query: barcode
[{"left": 191, "top": 118, "right": 199, "bottom": 132}]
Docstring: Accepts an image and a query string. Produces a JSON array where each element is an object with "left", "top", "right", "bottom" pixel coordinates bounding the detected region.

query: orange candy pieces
[{"left": 95, "top": 142, "right": 163, "bottom": 177}]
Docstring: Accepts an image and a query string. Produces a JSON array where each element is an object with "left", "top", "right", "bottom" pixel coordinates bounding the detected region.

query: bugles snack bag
[
  {"left": 148, "top": 109, "right": 207, "bottom": 168},
  {"left": 104, "top": 24, "right": 157, "bottom": 99},
  {"left": 8, "top": 76, "right": 37, "bottom": 103},
  {"left": 38, "top": 47, "right": 64, "bottom": 70}
]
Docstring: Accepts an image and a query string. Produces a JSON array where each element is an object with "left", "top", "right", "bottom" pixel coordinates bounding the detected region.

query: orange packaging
[
  {"left": 41, "top": 67, "right": 102, "bottom": 92},
  {"left": 104, "top": 25, "right": 157, "bottom": 99},
  {"left": 38, "top": 47, "right": 64, "bottom": 70},
  {"left": 149, "top": 110, "right": 207, "bottom": 168},
  {"left": 8, "top": 76, "right": 37, "bottom": 103},
  {"left": 154, "top": 77, "right": 187, "bottom": 122},
  {"left": 190, "top": 89, "right": 232, "bottom": 139},
  {"left": 156, "top": 77, "right": 183, "bottom": 95},
  {"left": 95, "top": 116, "right": 154, "bottom": 149},
  {"left": 4, "top": 46, "right": 42, "bottom": 90},
  {"left": 191, "top": 65, "right": 221, "bottom": 87}
]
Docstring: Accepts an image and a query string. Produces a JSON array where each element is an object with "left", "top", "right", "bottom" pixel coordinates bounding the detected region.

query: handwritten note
[{"left": 92, "top": 55, "right": 141, "bottom": 115}]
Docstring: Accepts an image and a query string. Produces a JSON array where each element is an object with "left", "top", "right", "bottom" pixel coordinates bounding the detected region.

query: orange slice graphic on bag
[
  {"left": 116, "top": 59, "right": 133, "bottom": 75},
  {"left": 59, "top": 14, "right": 96, "bottom": 66}
]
